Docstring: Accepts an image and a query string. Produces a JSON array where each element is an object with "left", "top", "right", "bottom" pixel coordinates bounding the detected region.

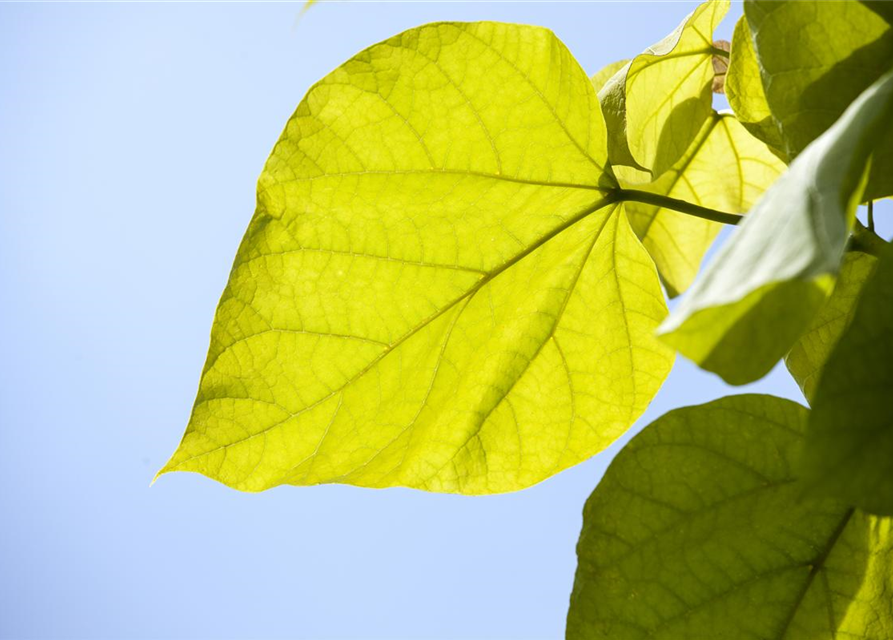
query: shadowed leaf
[
  {"left": 568, "top": 394, "right": 893, "bottom": 640},
  {"left": 659, "top": 70, "right": 893, "bottom": 385},
  {"left": 741, "top": 0, "right": 893, "bottom": 199},
  {"left": 726, "top": 16, "right": 785, "bottom": 158},
  {"left": 801, "top": 245, "right": 893, "bottom": 515},
  {"left": 590, "top": 59, "right": 629, "bottom": 94},
  {"left": 865, "top": 0, "right": 893, "bottom": 25},
  {"left": 786, "top": 251, "right": 878, "bottom": 403}
]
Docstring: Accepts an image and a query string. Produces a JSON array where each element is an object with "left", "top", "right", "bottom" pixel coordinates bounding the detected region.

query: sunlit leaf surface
[
  {"left": 598, "top": 0, "right": 729, "bottom": 177},
  {"left": 159, "top": 22, "right": 673, "bottom": 494},
  {"left": 616, "top": 112, "right": 784, "bottom": 297}
]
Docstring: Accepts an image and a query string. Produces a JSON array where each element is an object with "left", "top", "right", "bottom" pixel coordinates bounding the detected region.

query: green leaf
[
  {"left": 590, "top": 59, "right": 629, "bottom": 94},
  {"left": 801, "top": 244, "right": 893, "bottom": 515},
  {"left": 659, "top": 69, "right": 893, "bottom": 385},
  {"left": 616, "top": 112, "right": 784, "bottom": 298},
  {"left": 158, "top": 22, "right": 674, "bottom": 494},
  {"left": 598, "top": 0, "right": 729, "bottom": 177},
  {"left": 786, "top": 251, "right": 878, "bottom": 403},
  {"left": 743, "top": 0, "right": 893, "bottom": 199},
  {"left": 567, "top": 394, "right": 893, "bottom": 640},
  {"left": 725, "top": 16, "right": 786, "bottom": 159},
  {"left": 865, "top": 0, "right": 893, "bottom": 25}
]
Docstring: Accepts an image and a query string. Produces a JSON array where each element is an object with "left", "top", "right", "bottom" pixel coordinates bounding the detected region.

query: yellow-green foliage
[{"left": 160, "top": 2, "right": 893, "bottom": 636}]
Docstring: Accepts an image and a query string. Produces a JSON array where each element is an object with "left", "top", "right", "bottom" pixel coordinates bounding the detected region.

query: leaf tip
[{"left": 150, "top": 465, "right": 172, "bottom": 487}]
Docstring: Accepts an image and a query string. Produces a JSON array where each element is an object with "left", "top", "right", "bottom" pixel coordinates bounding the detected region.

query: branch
[{"left": 617, "top": 189, "right": 743, "bottom": 226}]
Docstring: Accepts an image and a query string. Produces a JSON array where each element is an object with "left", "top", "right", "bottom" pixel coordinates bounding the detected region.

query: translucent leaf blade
[
  {"left": 158, "top": 22, "right": 673, "bottom": 494},
  {"left": 617, "top": 112, "right": 785, "bottom": 297},
  {"left": 599, "top": 0, "right": 729, "bottom": 177}
]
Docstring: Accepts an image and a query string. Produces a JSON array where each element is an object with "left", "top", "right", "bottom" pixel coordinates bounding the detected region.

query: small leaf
[
  {"left": 598, "top": 0, "right": 729, "bottom": 177},
  {"left": 801, "top": 244, "right": 893, "bottom": 515},
  {"left": 567, "top": 394, "right": 893, "bottom": 640},
  {"left": 726, "top": 16, "right": 786, "bottom": 158},
  {"left": 743, "top": 0, "right": 893, "bottom": 199},
  {"left": 616, "top": 112, "right": 784, "bottom": 298},
  {"left": 590, "top": 59, "right": 629, "bottom": 94},
  {"left": 711, "top": 39, "right": 730, "bottom": 94},
  {"left": 159, "top": 22, "right": 674, "bottom": 494},
  {"left": 659, "top": 69, "right": 893, "bottom": 385},
  {"left": 786, "top": 251, "right": 878, "bottom": 403}
]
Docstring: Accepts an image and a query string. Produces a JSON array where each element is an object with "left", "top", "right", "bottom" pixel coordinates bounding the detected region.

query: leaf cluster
[{"left": 158, "top": 2, "right": 893, "bottom": 636}]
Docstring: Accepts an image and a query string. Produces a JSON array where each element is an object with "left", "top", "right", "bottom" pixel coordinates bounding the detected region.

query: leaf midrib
[
  {"left": 273, "top": 168, "right": 610, "bottom": 194},
  {"left": 774, "top": 508, "right": 854, "bottom": 639}
]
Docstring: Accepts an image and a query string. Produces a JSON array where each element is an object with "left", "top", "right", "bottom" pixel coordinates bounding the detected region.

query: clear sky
[{"left": 1, "top": 2, "right": 890, "bottom": 639}]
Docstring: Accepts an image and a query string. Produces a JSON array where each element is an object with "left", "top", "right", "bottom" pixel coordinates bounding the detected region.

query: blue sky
[{"left": 1, "top": 2, "right": 890, "bottom": 639}]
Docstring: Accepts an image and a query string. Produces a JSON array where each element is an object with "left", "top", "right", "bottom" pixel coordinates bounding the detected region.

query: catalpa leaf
[
  {"left": 659, "top": 69, "right": 893, "bottom": 386},
  {"left": 743, "top": 0, "right": 893, "bottom": 199},
  {"left": 616, "top": 112, "right": 784, "bottom": 298},
  {"left": 726, "top": 16, "right": 785, "bottom": 159},
  {"left": 567, "top": 394, "right": 893, "bottom": 640},
  {"left": 786, "top": 251, "right": 878, "bottom": 403},
  {"left": 158, "top": 22, "right": 673, "bottom": 494},
  {"left": 801, "top": 245, "right": 893, "bottom": 515},
  {"left": 598, "top": 0, "right": 729, "bottom": 177}
]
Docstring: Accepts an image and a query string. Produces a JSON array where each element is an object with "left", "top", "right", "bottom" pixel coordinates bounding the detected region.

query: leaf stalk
[{"left": 616, "top": 188, "right": 743, "bottom": 226}]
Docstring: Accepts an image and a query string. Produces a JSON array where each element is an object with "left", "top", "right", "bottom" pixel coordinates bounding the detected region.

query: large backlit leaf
[
  {"left": 743, "top": 0, "right": 893, "bottom": 199},
  {"left": 616, "top": 112, "right": 784, "bottom": 297},
  {"left": 598, "top": 0, "right": 729, "bottom": 177},
  {"left": 725, "top": 16, "right": 785, "bottom": 159},
  {"left": 659, "top": 70, "right": 893, "bottom": 385},
  {"left": 801, "top": 245, "right": 893, "bottom": 515},
  {"left": 786, "top": 251, "right": 878, "bottom": 403},
  {"left": 158, "top": 22, "right": 673, "bottom": 494},
  {"left": 567, "top": 394, "right": 893, "bottom": 640}
]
